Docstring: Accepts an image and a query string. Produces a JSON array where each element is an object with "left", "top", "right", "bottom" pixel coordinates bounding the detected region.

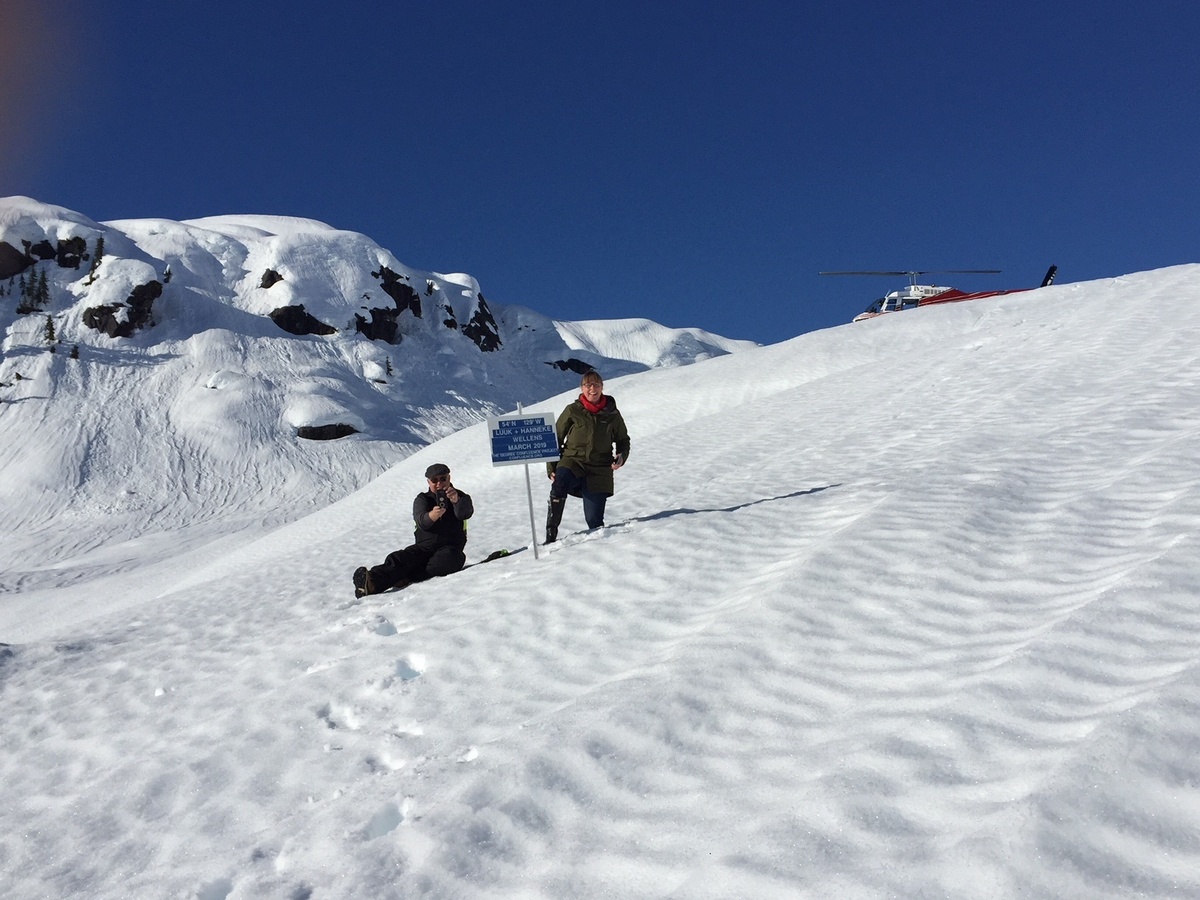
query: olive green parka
[{"left": 547, "top": 394, "right": 631, "bottom": 496}]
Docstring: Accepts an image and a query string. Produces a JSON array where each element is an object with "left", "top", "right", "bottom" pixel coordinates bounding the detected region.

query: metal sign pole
[
  {"left": 524, "top": 463, "right": 540, "bottom": 559},
  {"left": 518, "top": 403, "right": 540, "bottom": 559}
]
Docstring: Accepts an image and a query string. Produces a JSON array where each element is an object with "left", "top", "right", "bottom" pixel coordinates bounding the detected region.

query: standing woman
[{"left": 545, "top": 370, "right": 630, "bottom": 543}]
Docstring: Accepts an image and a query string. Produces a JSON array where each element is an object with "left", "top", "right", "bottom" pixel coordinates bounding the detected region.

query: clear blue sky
[{"left": 5, "top": 1, "right": 1199, "bottom": 344}]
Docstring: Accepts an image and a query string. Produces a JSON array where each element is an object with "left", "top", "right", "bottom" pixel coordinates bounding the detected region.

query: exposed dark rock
[
  {"left": 26, "top": 239, "right": 55, "bottom": 261},
  {"left": 260, "top": 268, "right": 283, "bottom": 289},
  {"left": 297, "top": 423, "right": 358, "bottom": 440},
  {"left": 269, "top": 304, "right": 336, "bottom": 336},
  {"left": 442, "top": 303, "right": 458, "bottom": 329},
  {"left": 461, "top": 293, "right": 501, "bottom": 352},
  {"left": 0, "top": 241, "right": 26, "bottom": 279},
  {"left": 82, "top": 280, "right": 162, "bottom": 338},
  {"left": 548, "top": 358, "right": 595, "bottom": 375},
  {"left": 371, "top": 266, "right": 422, "bottom": 317},
  {"left": 56, "top": 236, "right": 87, "bottom": 269},
  {"left": 83, "top": 305, "right": 123, "bottom": 336},
  {"left": 354, "top": 267, "right": 428, "bottom": 343},
  {"left": 354, "top": 309, "right": 400, "bottom": 343},
  {"left": 1, "top": 237, "right": 89, "bottom": 278}
]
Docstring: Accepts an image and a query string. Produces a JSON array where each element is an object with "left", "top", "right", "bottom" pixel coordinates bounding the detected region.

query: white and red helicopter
[{"left": 822, "top": 266, "right": 1058, "bottom": 323}]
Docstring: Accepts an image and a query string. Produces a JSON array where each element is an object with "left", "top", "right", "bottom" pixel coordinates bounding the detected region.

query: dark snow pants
[{"left": 368, "top": 544, "right": 465, "bottom": 592}]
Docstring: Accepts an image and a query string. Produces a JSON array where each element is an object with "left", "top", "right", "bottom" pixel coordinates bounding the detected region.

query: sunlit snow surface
[{"left": 3, "top": 266, "right": 1200, "bottom": 898}]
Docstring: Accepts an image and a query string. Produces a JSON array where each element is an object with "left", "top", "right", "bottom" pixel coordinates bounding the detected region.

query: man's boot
[
  {"left": 352, "top": 566, "right": 375, "bottom": 599},
  {"left": 545, "top": 495, "right": 565, "bottom": 544}
]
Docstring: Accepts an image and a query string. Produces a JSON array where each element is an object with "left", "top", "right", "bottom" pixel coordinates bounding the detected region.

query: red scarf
[{"left": 579, "top": 393, "right": 608, "bottom": 414}]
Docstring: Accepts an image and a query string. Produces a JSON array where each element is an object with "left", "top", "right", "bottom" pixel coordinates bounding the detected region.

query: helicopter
[{"left": 822, "top": 266, "right": 1058, "bottom": 322}]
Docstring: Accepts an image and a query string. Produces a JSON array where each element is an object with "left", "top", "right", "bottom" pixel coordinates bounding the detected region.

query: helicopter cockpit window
[{"left": 864, "top": 298, "right": 885, "bottom": 315}]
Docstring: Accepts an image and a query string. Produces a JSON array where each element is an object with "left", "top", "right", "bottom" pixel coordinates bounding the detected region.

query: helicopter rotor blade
[
  {"left": 819, "top": 271, "right": 915, "bottom": 276},
  {"left": 819, "top": 270, "right": 1001, "bottom": 277}
]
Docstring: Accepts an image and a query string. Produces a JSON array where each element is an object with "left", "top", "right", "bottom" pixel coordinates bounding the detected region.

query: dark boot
[
  {"left": 545, "top": 495, "right": 565, "bottom": 544},
  {"left": 353, "top": 566, "right": 374, "bottom": 598}
]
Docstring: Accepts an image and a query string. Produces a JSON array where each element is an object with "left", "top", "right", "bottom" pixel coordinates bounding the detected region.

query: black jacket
[{"left": 411, "top": 489, "right": 474, "bottom": 551}]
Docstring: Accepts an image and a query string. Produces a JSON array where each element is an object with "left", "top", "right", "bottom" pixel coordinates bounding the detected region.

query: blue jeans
[{"left": 550, "top": 466, "right": 608, "bottom": 529}]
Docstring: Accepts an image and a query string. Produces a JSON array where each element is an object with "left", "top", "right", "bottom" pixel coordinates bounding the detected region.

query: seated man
[{"left": 353, "top": 463, "right": 474, "bottom": 598}]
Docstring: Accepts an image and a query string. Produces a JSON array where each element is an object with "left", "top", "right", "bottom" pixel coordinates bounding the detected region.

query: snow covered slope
[
  {"left": 0, "top": 195, "right": 755, "bottom": 598},
  {"left": 2, "top": 244, "right": 1199, "bottom": 896}
]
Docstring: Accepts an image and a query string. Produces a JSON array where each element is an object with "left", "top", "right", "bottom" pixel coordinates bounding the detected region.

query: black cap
[{"left": 425, "top": 463, "right": 450, "bottom": 479}]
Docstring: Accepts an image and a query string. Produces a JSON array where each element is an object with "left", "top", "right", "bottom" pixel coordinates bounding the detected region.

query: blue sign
[{"left": 488, "top": 412, "right": 560, "bottom": 467}]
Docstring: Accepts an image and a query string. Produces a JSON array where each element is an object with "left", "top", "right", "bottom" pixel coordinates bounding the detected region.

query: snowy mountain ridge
[
  {"left": 0, "top": 195, "right": 755, "bottom": 585},
  {"left": 0, "top": 195, "right": 753, "bottom": 373}
]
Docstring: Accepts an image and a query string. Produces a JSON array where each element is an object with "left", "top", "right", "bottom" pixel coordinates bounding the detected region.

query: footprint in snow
[
  {"left": 392, "top": 655, "right": 424, "bottom": 682},
  {"left": 391, "top": 719, "right": 424, "bottom": 738},
  {"left": 364, "top": 748, "right": 407, "bottom": 773},
  {"left": 196, "top": 876, "right": 234, "bottom": 900},
  {"left": 304, "top": 658, "right": 343, "bottom": 675},
  {"left": 361, "top": 797, "right": 415, "bottom": 840},
  {"left": 316, "top": 702, "right": 362, "bottom": 731},
  {"left": 378, "top": 655, "right": 425, "bottom": 689}
]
